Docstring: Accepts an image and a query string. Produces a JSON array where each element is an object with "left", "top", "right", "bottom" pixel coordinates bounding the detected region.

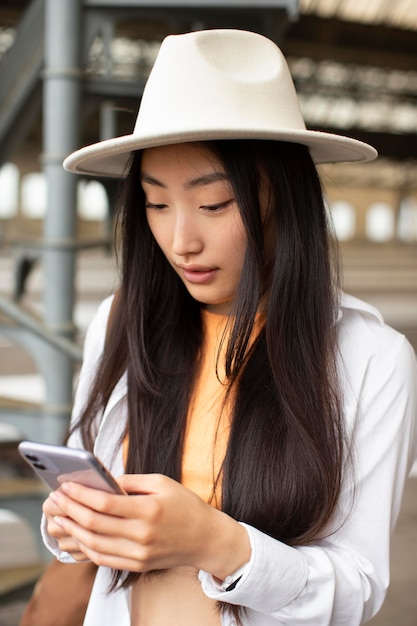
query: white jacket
[{"left": 42, "top": 293, "right": 417, "bottom": 626}]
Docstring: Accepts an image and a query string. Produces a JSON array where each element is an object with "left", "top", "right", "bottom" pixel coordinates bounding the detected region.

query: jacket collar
[{"left": 339, "top": 292, "right": 384, "bottom": 325}]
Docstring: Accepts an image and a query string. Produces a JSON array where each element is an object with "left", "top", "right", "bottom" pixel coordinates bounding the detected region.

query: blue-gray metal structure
[{"left": 40, "top": 0, "right": 83, "bottom": 442}]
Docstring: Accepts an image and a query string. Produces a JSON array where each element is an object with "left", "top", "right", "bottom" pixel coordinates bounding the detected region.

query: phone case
[{"left": 18, "top": 441, "right": 125, "bottom": 494}]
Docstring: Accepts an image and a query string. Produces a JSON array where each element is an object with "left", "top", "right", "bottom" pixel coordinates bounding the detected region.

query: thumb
[{"left": 117, "top": 472, "right": 171, "bottom": 495}]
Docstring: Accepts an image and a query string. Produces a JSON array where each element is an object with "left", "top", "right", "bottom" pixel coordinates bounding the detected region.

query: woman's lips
[{"left": 180, "top": 266, "right": 218, "bottom": 284}]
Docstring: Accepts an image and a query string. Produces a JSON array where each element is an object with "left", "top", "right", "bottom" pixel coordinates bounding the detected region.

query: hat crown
[
  {"left": 63, "top": 29, "right": 377, "bottom": 177},
  {"left": 134, "top": 29, "right": 306, "bottom": 142}
]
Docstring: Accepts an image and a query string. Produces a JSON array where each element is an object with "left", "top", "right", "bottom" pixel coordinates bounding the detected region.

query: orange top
[{"left": 181, "top": 310, "right": 233, "bottom": 508}]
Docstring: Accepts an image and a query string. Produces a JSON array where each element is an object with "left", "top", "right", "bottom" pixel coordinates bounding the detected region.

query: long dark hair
[{"left": 72, "top": 140, "right": 345, "bottom": 614}]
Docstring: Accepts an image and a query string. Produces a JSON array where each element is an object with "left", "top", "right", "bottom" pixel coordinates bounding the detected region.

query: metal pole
[{"left": 42, "top": 0, "right": 82, "bottom": 442}]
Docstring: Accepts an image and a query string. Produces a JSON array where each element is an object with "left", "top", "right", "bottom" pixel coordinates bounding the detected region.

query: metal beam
[
  {"left": 40, "top": 0, "right": 83, "bottom": 442},
  {"left": 84, "top": 0, "right": 298, "bottom": 12},
  {"left": 281, "top": 14, "right": 417, "bottom": 72},
  {"left": 0, "top": 295, "right": 82, "bottom": 362}
]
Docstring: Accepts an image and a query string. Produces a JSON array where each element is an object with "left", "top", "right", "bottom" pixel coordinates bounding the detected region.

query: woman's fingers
[
  {"left": 46, "top": 476, "right": 206, "bottom": 570},
  {"left": 43, "top": 490, "right": 94, "bottom": 561},
  {"left": 42, "top": 491, "right": 66, "bottom": 518},
  {"left": 43, "top": 492, "right": 76, "bottom": 540},
  {"left": 52, "top": 514, "right": 158, "bottom": 571},
  {"left": 47, "top": 474, "right": 251, "bottom": 577},
  {"left": 53, "top": 476, "right": 172, "bottom": 539},
  {"left": 50, "top": 486, "right": 136, "bottom": 538},
  {"left": 54, "top": 533, "right": 90, "bottom": 561}
]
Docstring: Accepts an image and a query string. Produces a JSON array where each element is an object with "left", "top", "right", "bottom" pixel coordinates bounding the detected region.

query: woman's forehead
[{"left": 140, "top": 143, "right": 229, "bottom": 186}]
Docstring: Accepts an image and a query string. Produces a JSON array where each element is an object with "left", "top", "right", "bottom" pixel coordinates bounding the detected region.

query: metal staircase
[{"left": 0, "top": 0, "right": 44, "bottom": 167}]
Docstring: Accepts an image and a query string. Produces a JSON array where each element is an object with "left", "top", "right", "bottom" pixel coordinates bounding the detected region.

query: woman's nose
[{"left": 172, "top": 214, "right": 203, "bottom": 257}]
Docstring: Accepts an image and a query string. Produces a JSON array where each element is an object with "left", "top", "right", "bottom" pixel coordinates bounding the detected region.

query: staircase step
[
  {"left": 0, "top": 478, "right": 47, "bottom": 498},
  {"left": 0, "top": 396, "right": 42, "bottom": 414}
]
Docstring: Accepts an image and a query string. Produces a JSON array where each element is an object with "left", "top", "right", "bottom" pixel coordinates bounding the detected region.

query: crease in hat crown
[{"left": 63, "top": 29, "right": 377, "bottom": 178}]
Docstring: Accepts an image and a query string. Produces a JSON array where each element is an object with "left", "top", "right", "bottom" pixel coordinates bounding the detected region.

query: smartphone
[{"left": 18, "top": 441, "right": 126, "bottom": 495}]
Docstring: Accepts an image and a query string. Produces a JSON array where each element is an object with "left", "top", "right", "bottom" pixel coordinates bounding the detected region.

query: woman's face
[{"left": 141, "top": 143, "right": 248, "bottom": 315}]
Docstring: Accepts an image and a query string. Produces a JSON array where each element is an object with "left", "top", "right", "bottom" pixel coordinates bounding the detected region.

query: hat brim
[{"left": 63, "top": 128, "right": 377, "bottom": 178}]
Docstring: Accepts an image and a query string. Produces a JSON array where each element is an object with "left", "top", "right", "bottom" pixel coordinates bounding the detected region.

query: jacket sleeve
[
  {"left": 200, "top": 331, "right": 417, "bottom": 625},
  {"left": 40, "top": 295, "right": 114, "bottom": 560}
]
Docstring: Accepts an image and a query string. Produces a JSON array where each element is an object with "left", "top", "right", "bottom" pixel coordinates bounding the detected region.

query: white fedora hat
[{"left": 64, "top": 29, "right": 377, "bottom": 178}]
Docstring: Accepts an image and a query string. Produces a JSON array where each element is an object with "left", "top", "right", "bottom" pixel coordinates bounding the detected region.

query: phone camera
[
  {"left": 33, "top": 462, "right": 47, "bottom": 470},
  {"left": 24, "top": 454, "right": 47, "bottom": 470},
  {"left": 25, "top": 454, "right": 39, "bottom": 462}
]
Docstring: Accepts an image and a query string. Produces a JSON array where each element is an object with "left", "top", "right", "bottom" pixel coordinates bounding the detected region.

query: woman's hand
[
  {"left": 44, "top": 474, "right": 251, "bottom": 579},
  {"left": 43, "top": 490, "right": 91, "bottom": 561}
]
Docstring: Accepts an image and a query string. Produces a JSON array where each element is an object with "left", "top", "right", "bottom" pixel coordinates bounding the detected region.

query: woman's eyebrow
[
  {"left": 140, "top": 170, "right": 229, "bottom": 190},
  {"left": 183, "top": 171, "right": 229, "bottom": 190},
  {"left": 140, "top": 172, "right": 166, "bottom": 188}
]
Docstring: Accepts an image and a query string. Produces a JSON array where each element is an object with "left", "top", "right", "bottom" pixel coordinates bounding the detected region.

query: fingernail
[
  {"left": 54, "top": 516, "right": 64, "bottom": 527},
  {"left": 49, "top": 492, "right": 59, "bottom": 503}
]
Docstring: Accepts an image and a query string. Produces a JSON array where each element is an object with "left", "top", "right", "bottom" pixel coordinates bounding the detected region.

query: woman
[{"left": 42, "top": 29, "right": 417, "bottom": 625}]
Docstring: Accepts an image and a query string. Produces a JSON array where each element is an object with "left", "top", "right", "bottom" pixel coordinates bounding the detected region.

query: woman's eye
[
  {"left": 145, "top": 202, "right": 167, "bottom": 210},
  {"left": 201, "top": 199, "right": 234, "bottom": 212}
]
